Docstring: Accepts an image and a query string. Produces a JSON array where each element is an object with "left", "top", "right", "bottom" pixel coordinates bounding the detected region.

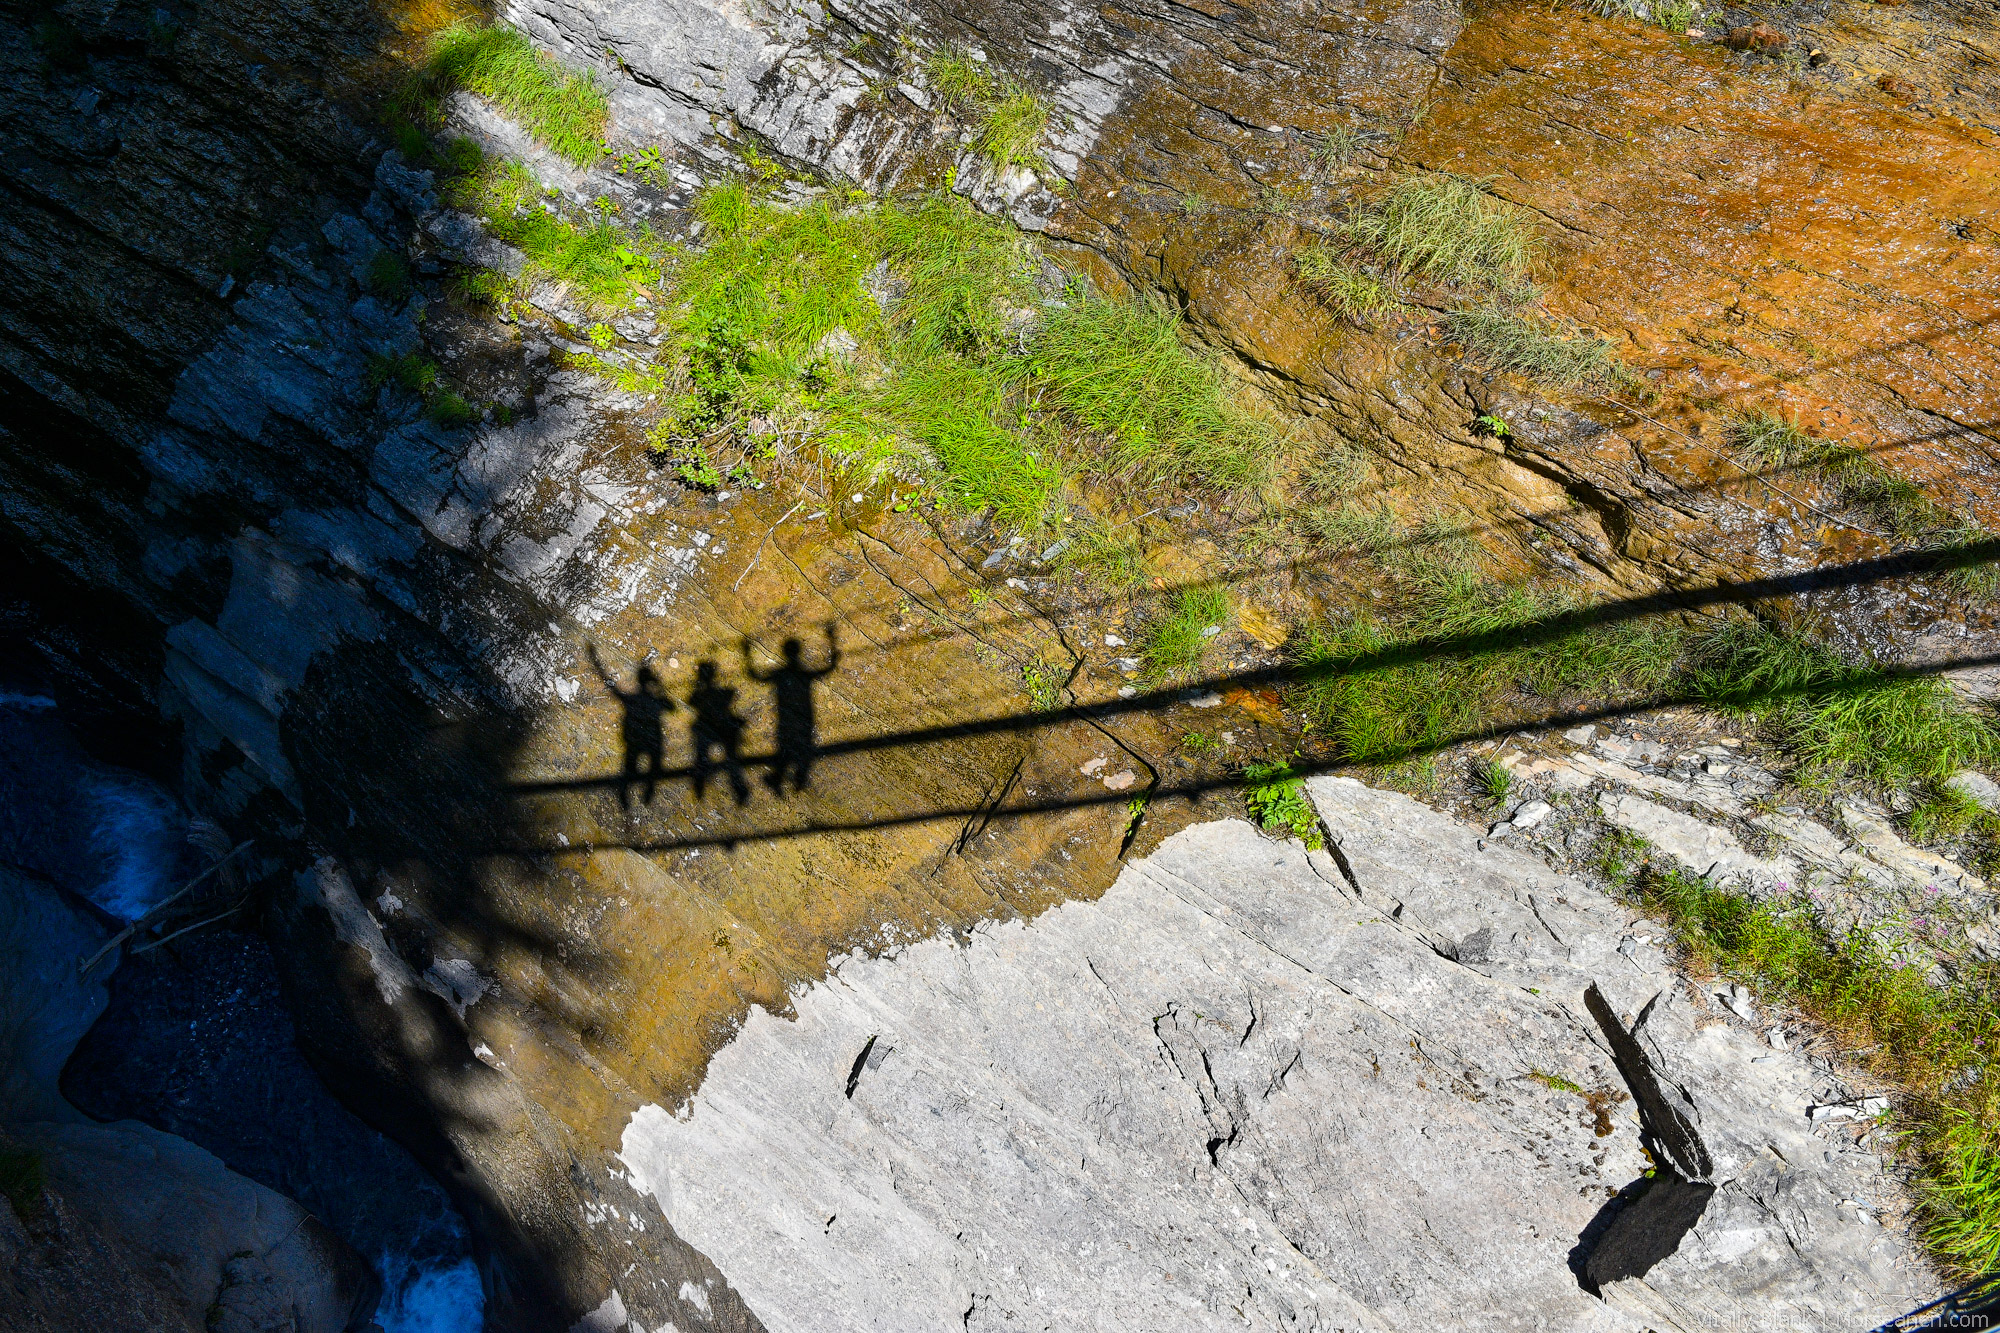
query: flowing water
[{"left": 0, "top": 686, "right": 485, "bottom": 1332}]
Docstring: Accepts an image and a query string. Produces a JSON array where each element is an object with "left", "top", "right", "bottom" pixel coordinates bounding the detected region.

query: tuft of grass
[
  {"left": 1637, "top": 863, "right": 2000, "bottom": 1278},
  {"left": 1184, "top": 729, "right": 1219, "bottom": 754},
  {"left": 1295, "top": 245, "right": 1393, "bottom": 321},
  {"left": 365, "top": 250, "right": 413, "bottom": 303},
  {"left": 446, "top": 156, "right": 669, "bottom": 311},
  {"left": 1025, "top": 292, "right": 1271, "bottom": 490},
  {"left": 1315, "top": 126, "right": 1366, "bottom": 173},
  {"left": 1733, "top": 410, "right": 1998, "bottom": 593},
  {"left": 412, "top": 25, "right": 608, "bottom": 166},
  {"left": 1244, "top": 761, "right": 1324, "bottom": 849},
  {"left": 1445, "top": 308, "right": 1628, "bottom": 389},
  {"left": 1908, "top": 784, "right": 1987, "bottom": 842},
  {"left": 1142, "top": 584, "right": 1231, "bottom": 679},
  {"left": 974, "top": 87, "right": 1049, "bottom": 170},
  {"left": 1530, "top": 1069, "right": 1586, "bottom": 1096},
  {"left": 924, "top": 50, "right": 994, "bottom": 112},
  {"left": 1344, "top": 173, "right": 1535, "bottom": 290},
  {"left": 367, "top": 351, "right": 438, "bottom": 396},
  {"left": 1472, "top": 756, "right": 1514, "bottom": 804},
  {"left": 1685, "top": 622, "right": 2000, "bottom": 790}
]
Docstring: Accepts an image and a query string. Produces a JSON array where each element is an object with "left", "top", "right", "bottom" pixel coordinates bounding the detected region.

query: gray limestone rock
[{"left": 617, "top": 781, "right": 1935, "bottom": 1332}]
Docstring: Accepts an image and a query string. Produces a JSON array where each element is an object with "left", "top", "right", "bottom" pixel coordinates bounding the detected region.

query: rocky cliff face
[{"left": 2, "top": 0, "right": 1993, "bottom": 1326}]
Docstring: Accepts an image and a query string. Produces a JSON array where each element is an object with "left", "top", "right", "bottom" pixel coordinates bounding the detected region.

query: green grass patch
[
  {"left": 1471, "top": 756, "right": 1514, "bottom": 804},
  {"left": 445, "top": 156, "right": 668, "bottom": 311},
  {"left": 1345, "top": 173, "right": 1535, "bottom": 290},
  {"left": 1907, "top": 783, "right": 1988, "bottom": 843},
  {"left": 1025, "top": 292, "right": 1271, "bottom": 490},
  {"left": 1141, "top": 584, "right": 1231, "bottom": 679},
  {"left": 1733, "top": 410, "right": 1998, "bottom": 593},
  {"left": 1296, "top": 245, "right": 1393, "bottom": 321},
  {"left": 1244, "top": 760, "right": 1324, "bottom": 848},
  {"left": 1637, "top": 863, "right": 2000, "bottom": 1278},
  {"left": 1445, "top": 307, "right": 1628, "bottom": 389},
  {"left": 923, "top": 49, "right": 994, "bottom": 112},
  {"left": 975, "top": 87, "right": 1050, "bottom": 169},
  {"left": 406, "top": 25, "right": 608, "bottom": 167},
  {"left": 1684, "top": 622, "right": 2000, "bottom": 790},
  {"left": 366, "top": 250, "right": 413, "bottom": 303}
]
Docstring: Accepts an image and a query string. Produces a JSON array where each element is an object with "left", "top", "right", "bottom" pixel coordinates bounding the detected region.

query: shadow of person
[
  {"left": 587, "top": 645, "right": 675, "bottom": 809},
  {"left": 686, "top": 660, "right": 750, "bottom": 806},
  {"left": 742, "top": 624, "right": 839, "bottom": 796}
]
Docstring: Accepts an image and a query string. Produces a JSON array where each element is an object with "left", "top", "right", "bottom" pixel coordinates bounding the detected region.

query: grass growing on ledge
[
  {"left": 1344, "top": 173, "right": 1535, "bottom": 290},
  {"left": 444, "top": 156, "right": 666, "bottom": 310},
  {"left": 411, "top": 25, "right": 608, "bottom": 167},
  {"left": 1025, "top": 293, "right": 1271, "bottom": 490},
  {"left": 1733, "top": 410, "right": 1999, "bottom": 594},
  {"left": 974, "top": 87, "right": 1050, "bottom": 169},
  {"left": 1295, "top": 245, "right": 1394, "bottom": 321},
  {"left": 1685, "top": 622, "right": 2000, "bottom": 790},
  {"left": 1445, "top": 308, "right": 1628, "bottom": 389},
  {"left": 1636, "top": 863, "right": 2000, "bottom": 1278}
]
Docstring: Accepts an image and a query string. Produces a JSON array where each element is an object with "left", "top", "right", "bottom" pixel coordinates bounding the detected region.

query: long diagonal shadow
[{"left": 501, "top": 540, "right": 2000, "bottom": 852}]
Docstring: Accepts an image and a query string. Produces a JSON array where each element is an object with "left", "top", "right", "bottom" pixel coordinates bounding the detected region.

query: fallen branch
[{"left": 78, "top": 839, "right": 254, "bottom": 975}]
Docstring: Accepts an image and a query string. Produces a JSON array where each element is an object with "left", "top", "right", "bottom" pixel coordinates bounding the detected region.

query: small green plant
[
  {"left": 587, "top": 322, "right": 617, "bottom": 349},
  {"left": 1141, "top": 585, "right": 1231, "bottom": 679},
  {"left": 365, "top": 251, "right": 414, "bottom": 303},
  {"left": 974, "top": 86, "right": 1050, "bottom": 170},
  {"left": 1022, "top": 656, "right": 1065, "bottom": 710},
  {"left": 615, "top": 144, "right": 673, "bottom": 187},
  {"left": 1179, "top": 193, "right": 1212, "bottom": 218},
  {"left": 1314, "top": 126, "right": 1366, "bottom": 173},
  {"left": 1529, "top": 1070, "right": 1586, "bottom": 1096},
  {"left": 1445, "top": 307, "right": 1629, "bottom": 389},
  {"left": 1183, "top": 730, "right": 1219, "bottom": 754},
  {"left": 1345, "top": 173, "right": 1535, "bottom": 290},
  {"left": 1244, "top": 760, "right": 1325, "bottom": 849},
  {"left": 1295, "top": 245, "right": 1393, "bottom": 321},
  {"left": 1593, "top": 829, "right": 1652, "bottom": 887},
  {"left": 426, "top": 391, "right": 478, "bottom": 427},
  {"left": 366, "top": 351, "right": 439, "bottom": 396},
  {"left": 1471, "top": 756, "right": 1514, "bottom": 804},
  {"left": 1655, "top": 0, "right": 1696, "bottom": 32},
  {"left": 1475, "top": 412, "right": 1512, "bottom": 439},
  {"left": 675, "top": 456, "right": 725, "bottom": 490}
]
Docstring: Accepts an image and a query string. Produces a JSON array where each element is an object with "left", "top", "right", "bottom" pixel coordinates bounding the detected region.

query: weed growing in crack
[
  {"left": 922, "top": 49, "right": 993, "bottom": 112},
  {"left": 1243, "top": 761, "right": 1324, "bottom": 849}
]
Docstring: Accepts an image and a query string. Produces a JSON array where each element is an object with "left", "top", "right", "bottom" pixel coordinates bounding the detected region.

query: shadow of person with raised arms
[
  {"left": 686, "top": 660, "right": 750, "bottom": 806},
  {"left": 588, "top": 645, "right": 675, "bottom": 809},
  {"left": 742, "top": 623, "right": 840, "bottom": 796}
]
